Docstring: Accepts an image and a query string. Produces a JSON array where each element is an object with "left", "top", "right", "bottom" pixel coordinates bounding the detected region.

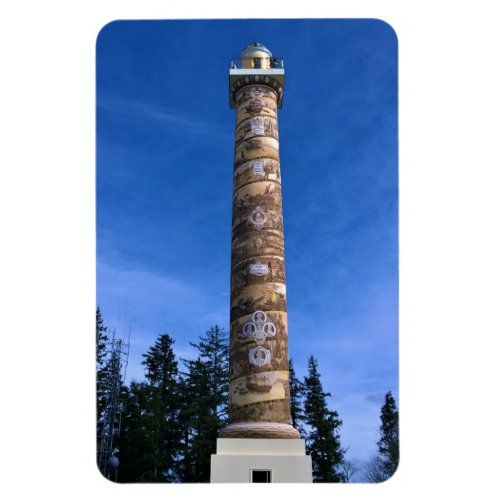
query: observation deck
[{"left": 229, "top": 56, "right": 285, "bottom": 109}]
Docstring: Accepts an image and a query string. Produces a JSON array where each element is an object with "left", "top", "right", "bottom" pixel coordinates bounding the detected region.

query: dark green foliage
[
  {"left": 96, "top": 308, "right": 111, "bottom": 472},
  {"left": 116, "top": 382, "right": 164, "bottom": 482},
  {"left": 96, "top": 308, "right": 109, "bottom": 422},
  {"left": 378, "top": 392, "right": 399, "bottom": 470},
  {"left": 289, "top": 358, "right": 306, "bottom": 437},
  {"left": 143, "top": 334, "right": 178, "bottom": 390},
  {"left": 96, "top": 307, "right": 108, "bottom": 367},
  {"left": 177, "top": 360, "right": 219, "bottom": 482},
  {"left": 178, "top": 325, "right": 229, "bottom": 482},
  {"left": 114, "top": 327, "right": 229, "bottom": 483},
  {"left": 117, "top": 365, "right": 184, "bottom": 482},
  {"left": 188, "top": 325, "right": 229, "bottom": 422},
  {"left": 363, "top": 391, "right": 399, "bottom": 482},
  {"left": 135, "top": 334, "right": 181, "bottom": 482},
  {"left": 303, "top": 356, "right": 345, "bottom": 482},
  {"left": 112, "top": 333, "right": 183, "bottom": 482},
  {"left": 377, "top": 391, "right": 399, "bottom": 479}
]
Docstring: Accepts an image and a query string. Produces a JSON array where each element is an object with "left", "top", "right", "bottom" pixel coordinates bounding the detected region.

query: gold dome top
[
  {"left": 240, "top": 42, "right": 272, "bottom": 69},
  {"left": 240, "top": 42, "right": 272, "bottom": 58}
]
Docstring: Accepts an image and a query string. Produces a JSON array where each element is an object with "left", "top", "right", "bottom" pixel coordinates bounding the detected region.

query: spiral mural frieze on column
[
  {"left": 235, "top": 115, "right": 279, "bottom": 144},
  {"left": 231, "top": 229, "right": 284, "bottom": 263},
  {"left": 233, "top": 158, "right": 281, "bottom": 190},
  {"left": 231, "top": 256, "right": 286, "bottom": 293},
  {"left": 230, "top": 282, "right": 287, "bottom": 321},
  {"left": 234, "top": 136, "right": 280, "bottom": 168},
  {"left": 224, "top": 79, "right": 298, "bottom": 438}
]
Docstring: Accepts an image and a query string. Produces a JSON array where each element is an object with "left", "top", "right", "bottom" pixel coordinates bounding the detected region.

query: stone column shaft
[{"left": 220, "top": 81, "right": 299, "bottom": 439}]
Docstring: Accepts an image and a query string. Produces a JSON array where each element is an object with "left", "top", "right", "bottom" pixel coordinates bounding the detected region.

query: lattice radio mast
[{"left": 97, "top": 327, "right": 130, "bottom": 480}]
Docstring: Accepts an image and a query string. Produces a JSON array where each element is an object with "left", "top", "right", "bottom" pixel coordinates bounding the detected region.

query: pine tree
[
  {"left": 377, "top": 391, "right": 399, "bottom": 478},
  {"left": 188, "top": 325, "right": 229, "bottom": 422},
  {"left": 116, "top": 382, "right": 160, "bottom": 482},
  {"left": 140, "top": 333, "right": 182, "bottom": 482},
  {"left": 96, "top": 307, "right": 108, "bottom": 367},
  {"left": 178, "top": 325, "right": 229, "bottom": 482},
  {"left": 96, "top": 308, "right": 109, "bottom": 470},
  {"left": 363, "top": 391, "right": 399, "bottom": 482},
  {"left": 303, "top": 356, "right": 345, "bottom": 482},
  {"left": 178, "top": 359, "right": 219, "bottom": 482},
  {"left": 96, "top": 308, "right": 109, "bottom": 421},
  {"left": 176, "top": 375, "right": 196, "bottom": 482},
  {"left": 289, "top": 358, "right": 306, "bottom": 437}
]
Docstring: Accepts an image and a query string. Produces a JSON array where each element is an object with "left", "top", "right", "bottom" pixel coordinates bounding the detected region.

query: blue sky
[{"left": 96, "top": 19, "right": 398, "bottom": 470}]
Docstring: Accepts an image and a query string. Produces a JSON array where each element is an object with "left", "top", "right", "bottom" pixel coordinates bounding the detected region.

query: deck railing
[{"left": 230, "top": 57, "right": 284, "bottom": 70}]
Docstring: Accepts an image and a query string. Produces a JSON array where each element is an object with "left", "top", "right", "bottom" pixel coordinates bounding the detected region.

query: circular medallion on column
[
  {"left": 249, "top": 346, "right": 271, "bottom": 367},
  {"left": 250, "top": 206, "right": 267, "bottom": 229},
  {"left": 243, "top": 310, "right": 276, "bottom": 342}
]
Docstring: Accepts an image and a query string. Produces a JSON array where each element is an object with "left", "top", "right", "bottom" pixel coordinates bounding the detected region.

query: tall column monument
[
  {"left": 221, "top": 42, "right": 299, "bottom": 440},
  {"left": 211, "top": 43, "right": 312, "bottom": 482}
]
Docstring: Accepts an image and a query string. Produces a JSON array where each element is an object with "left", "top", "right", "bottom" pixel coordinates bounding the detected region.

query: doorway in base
[{"left": 252, "top": 469, "right": 272, "bottom": 483}]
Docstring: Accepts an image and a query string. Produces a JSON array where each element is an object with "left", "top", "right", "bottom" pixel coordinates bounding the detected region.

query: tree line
[{"left": 96, "top": 308, "right": 399, "bottom": 483}]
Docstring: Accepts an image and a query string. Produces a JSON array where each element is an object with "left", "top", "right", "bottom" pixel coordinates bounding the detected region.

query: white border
[{"left": 2, "top": 1, "right": 499, "bottom": 499}]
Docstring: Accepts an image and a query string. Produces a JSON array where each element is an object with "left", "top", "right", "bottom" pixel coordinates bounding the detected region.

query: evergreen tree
[
  {"left": 140, "top": 333, "right": 182, "bottom": 482},
  {"left": 96, "top": 308, "right": 109, "bottom": 469},
  {"left": 363, "top": 391, "right": 399, "bottom": 482},
  {"left": 188, "top": 325, "right": 229, "bottom": 422},
  {"left": 178, "top": 325, "right": 229, "bottom": 482},
  {"left": 303, "top": 356, "right": 345, "bottom": 482},
  {"left": 96, "top": 308, "right": 109, "bottom": 421},
  {"left": 116, "top": 382, "right": 160, "bottom": 482},
  {"left": 177, "top": 359, "right": 219, "bottom": 482},
  {"left": 176, "top": 375, "right": 196, "bottom": 482},
  {"left": 289, "top": 358, "right": 306, "bottom": 437},
  {"left": 96, "top": 307, "right": 108, "bottom": 367},
  {"left": 378, "top": 391, "right": 399, "bottom": 475}
]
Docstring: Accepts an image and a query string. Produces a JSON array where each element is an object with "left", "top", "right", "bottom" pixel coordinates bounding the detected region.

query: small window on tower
[{"left": 251, "top": 469, "right": 271, "bottom": 483}]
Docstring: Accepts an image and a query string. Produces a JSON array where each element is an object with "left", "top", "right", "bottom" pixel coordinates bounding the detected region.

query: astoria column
[{"left": 220, "top": 43, "right": 300, "bottom": 439}]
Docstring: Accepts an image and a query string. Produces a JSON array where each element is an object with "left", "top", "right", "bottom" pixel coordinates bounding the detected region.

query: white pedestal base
[{"left": 210, "top": 438, "right": 312, "bottom": 483}]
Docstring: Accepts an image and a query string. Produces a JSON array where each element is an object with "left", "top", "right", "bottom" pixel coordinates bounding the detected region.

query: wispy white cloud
[
  {"left": 99, "top": 94, "right": 201, "bottom": 127},
  {"left": 98, "top": 94, "right": 232, "bottom": 141}
]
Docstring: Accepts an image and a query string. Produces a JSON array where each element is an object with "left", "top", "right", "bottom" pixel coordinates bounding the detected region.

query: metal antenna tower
[{"left": 97, "top": 327, "right": 130, "bottom": 480}]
